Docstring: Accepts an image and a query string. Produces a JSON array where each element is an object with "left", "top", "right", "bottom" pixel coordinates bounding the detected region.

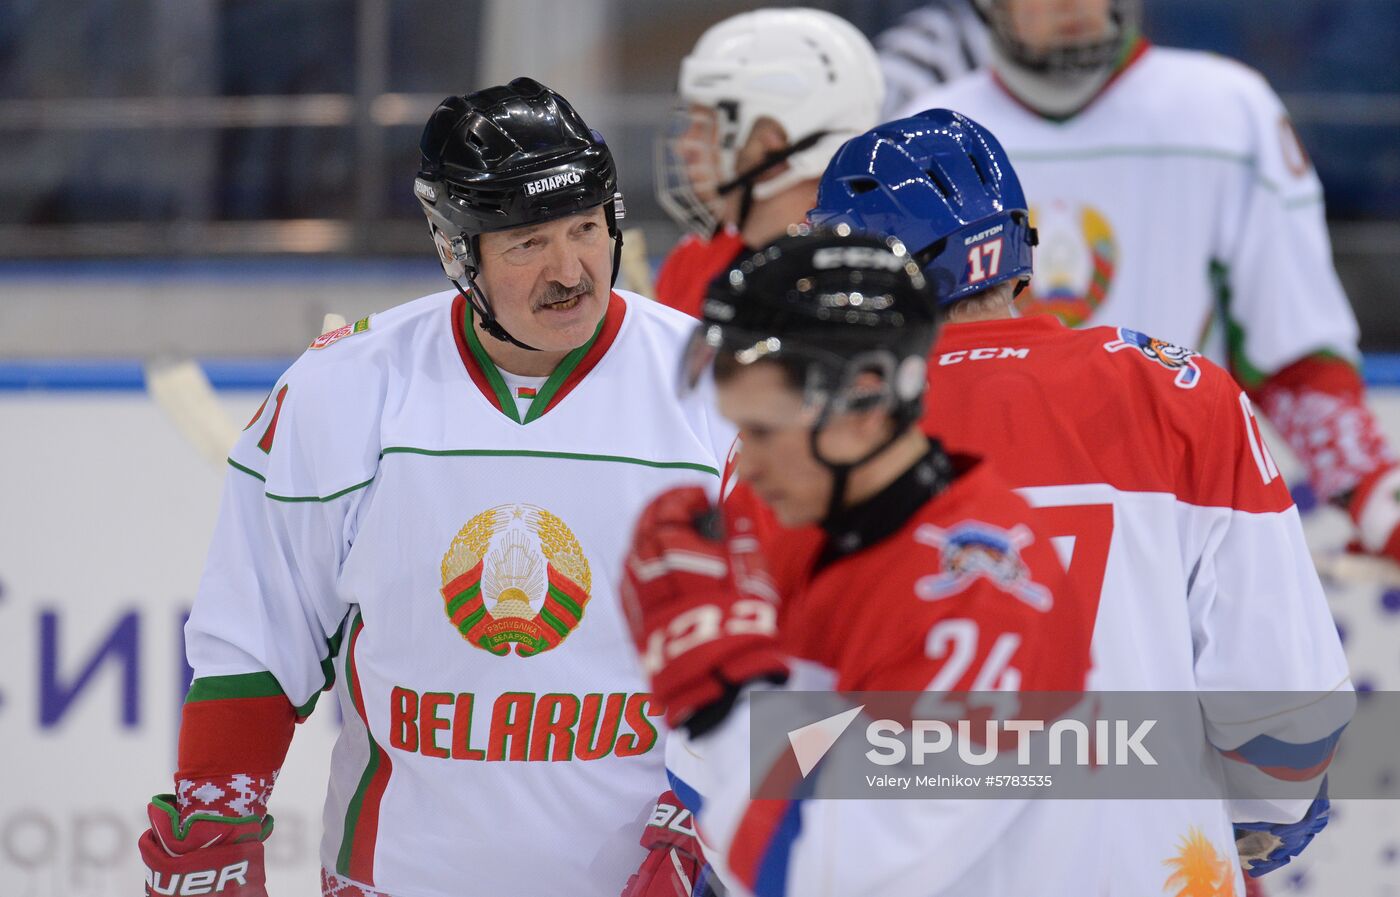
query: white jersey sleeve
[
  {"left": 1208, "top": 58, "right": 1360, "bottom": 380},
  {"left": 875, "top": 0, "right": 990, "bottom": 119},
  {"left": 185, "top": 336, "right": 382, "bottom": 708},
  {"left": 1180, "top": 385, "right": 1354, "bottom": 822}
]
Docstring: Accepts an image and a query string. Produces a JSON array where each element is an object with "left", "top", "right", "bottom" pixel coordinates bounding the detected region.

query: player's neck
[
  {"left": 946, "top": 288, "right": 1017, "bottom": 323},
  {"left": 844, "top": 428, "right": 931, "bottom": 507},
  {"left": 947, "top": 304, "right": 1015, "bottom": 324},
  {"left": 739, "top": 181, "right": 819, "bottom": 248},
  {"left": 473, "top": 317, "right": 571, "bottom": 377}
]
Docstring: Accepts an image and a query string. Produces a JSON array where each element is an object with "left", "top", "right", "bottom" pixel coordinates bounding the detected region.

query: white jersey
[
  {"left": 185, "top": 289, "right": 734, "bottom": 897},
  {"left": 899, "top": 45, "right": 1360, "bottom": 381}
]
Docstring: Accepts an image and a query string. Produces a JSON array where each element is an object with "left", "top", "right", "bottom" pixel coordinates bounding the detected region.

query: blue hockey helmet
[{"left": 811, "top": 108, "right": 1036, "bottom": 306}]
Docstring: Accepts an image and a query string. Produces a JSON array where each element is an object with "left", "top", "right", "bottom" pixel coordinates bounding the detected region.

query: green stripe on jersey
[
  {"left": 380, "top": 446, "right": 719, "bottom": 477},
  {"left": 227, "top": 458, "right": 375, "bottom": 503},
  {"left": 185, "top": 672, "right": 286, "bottom": 703}
]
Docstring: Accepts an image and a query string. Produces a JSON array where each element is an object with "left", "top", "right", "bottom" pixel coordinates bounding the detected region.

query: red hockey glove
[
  {"left": 621, "top": 486, "right": 787, "bottom": 731},
  {"left": 138, "top": 794, "right": 272, "bottom": 897},
  {"left": 621, "top": 790, "right": 706, "bottom": 897},
  {"left": 1348, "top": 464, "right": 1400, "bottom": 565}
]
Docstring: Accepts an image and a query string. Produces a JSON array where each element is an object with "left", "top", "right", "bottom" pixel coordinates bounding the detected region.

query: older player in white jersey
[
  {"left": 137, "top": 78, "right": 734, "bottom": 897},
  {"left": 897, "top": 0, "right": 1400, "bottom": 584}
]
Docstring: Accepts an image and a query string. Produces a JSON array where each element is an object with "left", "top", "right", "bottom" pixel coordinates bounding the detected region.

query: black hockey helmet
[
  {"left": 414, "top": 77, "right": 625, "bottom": 348},
  {"left": 684, "top": 226, "right": 939, "bottom": 431}
]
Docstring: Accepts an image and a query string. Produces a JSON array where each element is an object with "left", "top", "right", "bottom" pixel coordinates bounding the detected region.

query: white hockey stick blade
[
  {"left": 619, "top": 227, "right": 656, "bottom": 297},
  {"left": 143, "top": 358, "right": 241, "bottom": 470}
]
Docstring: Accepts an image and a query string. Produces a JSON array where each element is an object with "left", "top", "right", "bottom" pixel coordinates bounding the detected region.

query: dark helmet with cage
[
  {"left": 811, "top": 108, "right": 1036, "bottom": 307},
  {"left": 971, "top": 0, "right": 1141, "bottom": 76},
  {"left": 687, "top": 228, "right": 942, "bottom": 510},
  {"left": 414, "top": 77, "right": 625, "bottom": 349},
  {"left": 684, "top": 227, "right": 940, "bottom": 517}
]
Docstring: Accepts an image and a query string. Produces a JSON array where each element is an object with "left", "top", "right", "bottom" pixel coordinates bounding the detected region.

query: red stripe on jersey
[
  {"left": 177, "top": 694, "right": 296, "bottom": 779},
  {"left": 1221, "top": 749, "right": 1337, "bottom": 783},
  {"left": 450, "top": 292, "right": 506, "bottom": 415},
  {"left": 340, "top": 615, "right": 393, "bottom": 886},
  {"left": 450, "top": 290, "right": 626, "bottom": 420},
  {"left": 537, "top": 291, "right": 627, "bottom": 416},
  {"left": 728, "top": 799, "right": 790, "bottom": 890}
]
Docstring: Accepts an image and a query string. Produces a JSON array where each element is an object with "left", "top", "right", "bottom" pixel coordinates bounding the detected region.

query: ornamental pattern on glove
[
  {"left": 177, "top": 771, "right": 279, "bottom": 820},
  {"left": 1261, "top": 387, "right": 1395, "bottom": 501}
]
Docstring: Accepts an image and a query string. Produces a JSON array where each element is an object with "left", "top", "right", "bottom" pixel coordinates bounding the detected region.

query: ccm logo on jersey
[
  {"left": 938, "top": 346, "right": 1029, "bottom": 366},
  {"left": 524, "top": 171, "right": 582, "bottom": 196},
  {"left": 147, "top": 862, "right": 250, "bottom": 895}
]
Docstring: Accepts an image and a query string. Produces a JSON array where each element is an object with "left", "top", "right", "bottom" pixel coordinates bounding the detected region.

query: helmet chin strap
[
  {"left": 453, "top": 268, "right": 541, "bottom": 353},
  {"left": 809, "top": 406, "right": 918, "bottom": 525},
  {"left": 716, "top": 130, "right": 827, "bottom": 234}
]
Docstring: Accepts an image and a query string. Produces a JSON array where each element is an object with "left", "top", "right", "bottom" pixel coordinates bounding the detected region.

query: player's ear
[{"left": 752, "top": 117, "right": 790, "bottom": 153}]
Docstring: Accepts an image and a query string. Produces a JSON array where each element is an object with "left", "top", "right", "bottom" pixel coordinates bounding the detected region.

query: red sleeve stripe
[
  {"left": 336, "top": 613, "right": 393, "bottom": 887},
  {"left": 177, "top": 693, "right": 295, "bottom": 778}
]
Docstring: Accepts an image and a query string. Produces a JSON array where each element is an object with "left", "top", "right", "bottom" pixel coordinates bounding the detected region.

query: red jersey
[
  {"left": 654, "top": 227, "right": 747, "bottom": 318},
  {"left": 775, "top": 456, "right": 1089, "bottom": 694},
  {"left": 716, "top": 315, "right": 1351, "bottom": 895},
  {"left": 670, "top": 453, "right": 1096, "bottom": 897}
]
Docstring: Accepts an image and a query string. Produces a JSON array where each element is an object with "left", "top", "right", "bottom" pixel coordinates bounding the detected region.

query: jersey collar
[
  {"left": 450, "top": 290, "right": 626, "bottom": 424},
  {"left": 816, "top": 442, "right": 956, "bottom": 571}
]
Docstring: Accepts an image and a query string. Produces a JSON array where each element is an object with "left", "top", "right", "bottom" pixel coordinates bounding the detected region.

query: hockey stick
[
  {"left": 143, "top": 357, "right": 241, "bottom": 470},
  {"left": 620, "top": 227, "right": 656, "bottom": 297},
  {"left": 144, "top": 313, "right": 348, "bottom": 471}
]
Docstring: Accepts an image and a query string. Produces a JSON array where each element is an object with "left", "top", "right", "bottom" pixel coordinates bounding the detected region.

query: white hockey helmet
[{"left": 658, "top": 8, "right": 885, "bottom": 236}]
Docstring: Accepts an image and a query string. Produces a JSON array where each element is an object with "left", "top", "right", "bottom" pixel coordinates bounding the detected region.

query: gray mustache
[{"left": 536, "top": 276, "right": 594, "bottom": 308}]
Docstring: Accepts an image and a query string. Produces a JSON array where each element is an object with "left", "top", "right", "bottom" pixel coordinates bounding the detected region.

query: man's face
[
  {"left": 717, "top": 362, "right": 881, "bottom": 528},
  {"left": 475, "top": 207, "right": 612, "bottom": 353},
  {"left": 999, "top": 0, "right": 1112, "bottom": 52},
  {"left": 671, "top": 103, "right": 751, "bottom": 226},
  {"left": 677, "top": 104, "right": 724, "bottom": 208}
]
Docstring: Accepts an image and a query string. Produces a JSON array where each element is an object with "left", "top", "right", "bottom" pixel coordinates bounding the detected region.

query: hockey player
[
  {"left": 734, "top": 109, "right": 1347, "bottom": 891},
  {"left": 622, "top": 229, "right": 1098, "bottom": 896},
  {"left": 896, "top": 0, "right": 1400, "bottom": 575},
  {"left": 652, "top": 7, "right": 885, "bottom": 318},
  {"left": 137, "top": 78, "right": 734, "bottom": 897}
]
